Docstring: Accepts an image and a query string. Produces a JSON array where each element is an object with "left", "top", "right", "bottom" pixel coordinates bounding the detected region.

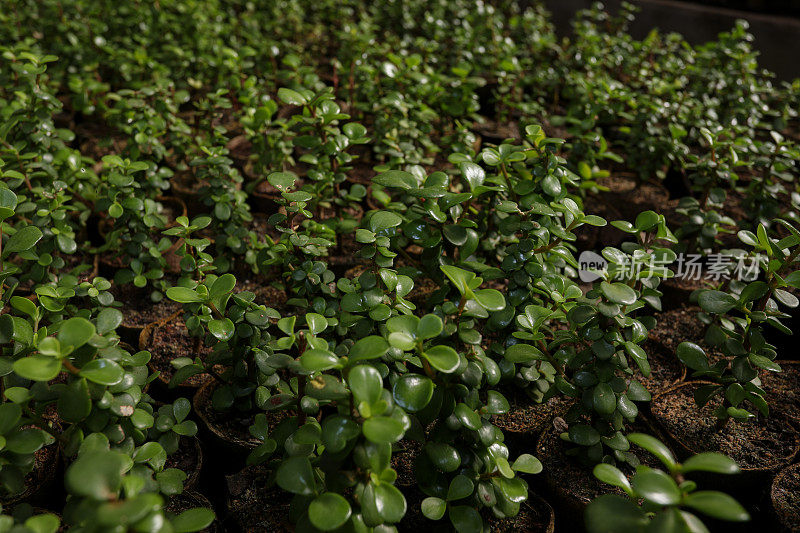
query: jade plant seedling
[
  {"left": 679, "top": 220, "right": 800, "bottom": 424},
  {"left": 586, "top": 433, "right": 749, "bottom": 532}
]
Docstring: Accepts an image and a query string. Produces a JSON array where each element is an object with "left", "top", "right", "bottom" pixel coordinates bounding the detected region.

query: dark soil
[
  {"left": 147, "top": 320, "right": 212, "bottom": 388},
  {"left": 637, "top": 340, "right": 685, "bottom": 395},
  {"left": 165, "top": 438, "right": 202, "bottom": 491},
  {"left": 194, "top": 381, "right": 269, "bottom": 450},
  {"left": 598, "top": 174, "right": 676, "bottom": 224},
  {"left": 112, "top": 284, "right": 181, "bottom": 329},
  {"left": 651, "top": 382, "right": 798, "bottom": 470},
  {"left": 772, "top": 464, "right": 800, "bottom": 532},
  {"left": 224, "top": 465, "right": 293, "bottom": 531},
  {"left": 235, "top": 277, "right": 288, "bottom": 310},
  {"left": 1, "top": 442, "right": 59, "bottom": 505},
  {"left": 536, "top": 415, "right": 667, "bottom": 511},
  {"left": 166, "top": 491, "right": 218, "bottom": 532},
  {"left": 647, "top": 306, "right": 706, "bottom": 355},
  {"left": 760, "top": 361, "right": 800, "bottom": 430},
  {"left": 398, "top": 487, "right": 554, "bottom": 533},
  {"left": 659, "top": 277, "right": 713, "bottom": 312},
  {"left": 392, "top": 438, "right": 422, "bottom": 488},
  {"left": 493, "top": 395, "right": 573, "bottom": 455},
  {"left": 536, "top": 423, "right": 622, "bottom": 507}
]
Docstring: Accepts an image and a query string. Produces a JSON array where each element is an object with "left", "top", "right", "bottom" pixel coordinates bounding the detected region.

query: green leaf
[
  {"left": 425, "top": 442, "right": 461, "bottom": 472},
  {"left": 166, "top": 287, "right": 203, "bottom": 303},
  {"left": 676, "top": 342, "right": 709, "bottom": 371},
  {"left": 275, "top": 456, "right": 314, "bottom": 495},
  {"left": 486, "top": 390, "right": 510, "bottom": 414},
  {"left": 80, "top": 359, "right": 124, "bottom": 386},
  {"left": 682, "top": 453, "right": 740, "bottom": 475},
  {"left": 96, "top": 308, "right": 123, "bottom": 335},
  {"left": 0, "top": 403, "right": 21, "bottom": 433},
  {"left": 473, "top": 288, "right": 505, "bottom": 311},
  {"left": 634, "top": 211, "right": 659, "bottom": 231},
  {"left": 749, "top": 353, "right": 781, "bottom": 372},
  {"left": 512, "top": 454, "right": 543, "bottom": 474},
  {"left": 440, "top": 265, "right": 475, "bottom": 296},
  {"left": 683, "top": 491, "right": 749, "bottom": 522},
  {"left": 569, "top": 424, "right": 600, "bottom": 446},
  {"left": 459, "top": 162, "right": 485, "bottom": 191},
  {"left": 448, "top": 506, "right": 482, "bottom": 533},
  {"left": 57, "top": 317, "right": 96, "bottom": 350},
  {"left": 421, "top": 497, "right": 446, "bottom": 520},
  {"left": 447, "top": 475, "right": 474, "bottom": 501},
  {"left": 417, "top": 314, "right": 443, "bottom": 340},
  {"left": 392, "top": 374, "right": 433, "bottom": 412},
  {"left": 348, "top": 365, "right": 383, "bottom": 406},
  {"left": 24, "top": 514, "right": 59, "bottom": 533},
  {"left": 156, "top": 469, "right": 187, "bottom": 496},
  {"left": 300, "top": 349, "right": 340, "bottom": 372},
  {"left": 208, "top": 318, "right": 234, "bottom": 341},
  {"left": 628, "top": 433, "right": 676, "bottom": 470},
  {"left": 172, "top": 508, "right": 216, "bottom": 533},
  {"left": 373, "top": 170, "right": 417, "bottom": 190},
  {"left": 631, "top": 470, "right": 681, "bottom": 506},
  {"left": 348, "top": 336, "right": 389, "bottom": 362},
  {"left": 57, "top": 378, "right": 91, "bottom": 422},
  {"left": 364, "top": 482, "right": 406, "bottom": 524},
  {"left": 698, "top": 290, "right": 737, "bottom": 314},
  {"left": 267, "top": 171, "right": 297, "bottom": 192},
  {"left": 173, "top": 397, "right": 191, "bottom": 422},
  {"left": 322, "top": 416, "right": 360, "bottom": 453},
  {"left": 4, "top": 226, "right": 43, "bottom": 255},
  {"left": 5, "top": 427, "right": 46, "bottom": 454},
  {"left": 593, "top": 383, "right": 616, "bottom": 415},
  {"left": 600, "top": 282, "right": 637, "bottom": 306},
  {"left": 65, "top": 450, "right": 127, "bottom": 500},
  {"left": 0, "top": 188, "right": 18, "bottom": 220},
  {"left": 584, "top": 495, "right": 648, "bottom": 533},
  {"left": 503, "top": 343, "right": 544, "bottom": 363},
  {"left": 305, "top": 313, "right": 328, "bottom": 335},
  {"left": 209, "top": 274, "right": 236, "bottom": 299},
  {"left": 309, "top": 493, "right": 351, "bottom": 531},
  {"left": 454, "top": 403, "right": 481, "bottom": 430},
  {"left": 277, "top": 87, "right": 308, "bottom": 106},
  {"left": 593, "top": 464, "right": 632, "bottom": 494},
  {"left": 14, "top": 355, "right": 61, "bottom": 381},
  {"left": 423, "top": 345, "right": 460, "bottom": 373},
  {"left": 370, "top": 211, "right": 403, "bottom": 233},
  {"left": 363, "top": 416, "right": 405, "bottom": 443}
]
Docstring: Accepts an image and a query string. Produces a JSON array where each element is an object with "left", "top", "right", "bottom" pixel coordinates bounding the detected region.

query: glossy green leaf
[{"left": 309, "top": 493, "right": 351, "bottom": 531}]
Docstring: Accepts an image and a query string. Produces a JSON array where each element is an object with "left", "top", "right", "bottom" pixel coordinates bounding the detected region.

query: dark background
[{"left": 535, "top": 0, "right": 800, "bottom": 80}]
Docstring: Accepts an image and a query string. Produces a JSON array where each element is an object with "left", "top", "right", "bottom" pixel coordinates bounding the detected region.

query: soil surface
[
  {"left": 760, "top": 361, "right": 800, "bottom": 430},
  {"left": 537, "top": 415, "right": 667, "bottom": 509},
  {"left": 392, "top": 438, "right": 422, "bottom": 488},
  {"left": 166, "top": 491, "right": 217, "bottom": 532},
  {"left": 147, "top": 320, "right": 213, "bottom": 387},
  {"left": 165, "top": 438, "right": 202, "bottom": 490},
  {"left": 493, "top": 395, "right": 573, "bottom": 454},
  {"left": 598, "top": 174, "right": 676, "bottom": 223},
  {"left": 659, "top": 277, "right": 713, "bottom": 312},
  {"left": 648, "top": 306, "right": 706, "bottom": 355},
  {"left": 398, "top": 487, "right": 554, "bottom": 533},
  {"left": 225, "top": 465, "right": 293, "bottom": 531},
  {"left": 112, "top": 285, "right": 181, "bottom": 329},
  {"left": 651, "top": 382, "right": 798, "bottom": 469},
  {"left": 194, "top": 381, "right": 271, "bottom": 449},
  {"left": 772, "top": 464, "right": 800, "bottom": 531},
  {"left": 637, "top": 340, "right": 685, "bottom": 395},
  {"left": 0, "top": 442, "right": 59, "bottom": 504}
]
